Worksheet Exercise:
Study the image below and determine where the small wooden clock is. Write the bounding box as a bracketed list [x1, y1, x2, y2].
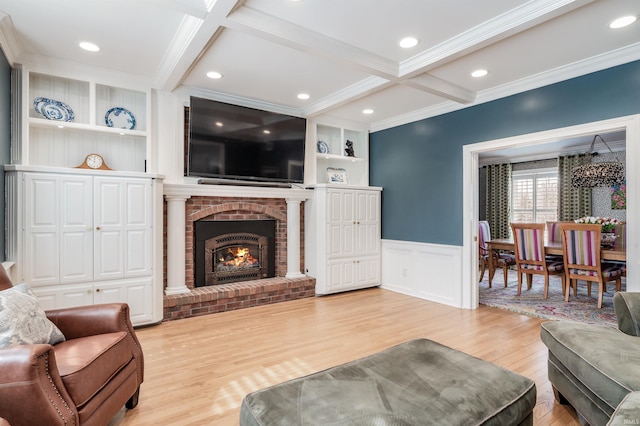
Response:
[76, 153, 111, 170]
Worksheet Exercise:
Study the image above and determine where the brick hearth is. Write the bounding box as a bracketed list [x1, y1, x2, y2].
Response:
[164, 276, 315, 320]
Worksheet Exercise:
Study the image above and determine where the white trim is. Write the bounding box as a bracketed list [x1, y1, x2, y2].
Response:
[381, 239, 462, 308]
[463, 115, 640, 309]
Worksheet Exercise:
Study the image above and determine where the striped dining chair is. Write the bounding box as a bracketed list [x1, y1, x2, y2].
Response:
[478, 220, 515, 288]
[546, 221, 564, 244]
[546, 221, 570, 262]
[560, 223, 624, 309]
[511, 223, 565, 299]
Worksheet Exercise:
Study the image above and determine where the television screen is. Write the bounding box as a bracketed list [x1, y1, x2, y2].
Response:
[188, 97, 306, 183]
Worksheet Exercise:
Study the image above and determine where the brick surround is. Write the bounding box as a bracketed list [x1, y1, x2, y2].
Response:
[163, 195, 314, 320]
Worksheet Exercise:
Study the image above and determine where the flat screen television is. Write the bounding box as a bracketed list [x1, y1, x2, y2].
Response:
[187, 97, 306, 184]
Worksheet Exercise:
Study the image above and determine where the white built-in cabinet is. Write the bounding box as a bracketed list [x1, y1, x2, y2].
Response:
[305, 185, 382, 294]
[6, 168, 161, 325]
[6, 67, 162, 326]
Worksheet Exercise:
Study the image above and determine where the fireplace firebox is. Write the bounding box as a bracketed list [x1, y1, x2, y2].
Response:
[194, 219, 276, 287]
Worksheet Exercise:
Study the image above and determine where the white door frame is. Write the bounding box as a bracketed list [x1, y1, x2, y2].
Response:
[461, 115, 640, 309]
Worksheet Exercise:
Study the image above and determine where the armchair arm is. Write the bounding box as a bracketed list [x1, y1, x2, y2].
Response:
[613, 293, 640, 336]
[46, 303, 133, 339]
[46, 303, 144, 385]
[0, 344, 78, 426]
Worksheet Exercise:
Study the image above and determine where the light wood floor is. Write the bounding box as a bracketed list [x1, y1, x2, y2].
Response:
[109, 288, 580, 426]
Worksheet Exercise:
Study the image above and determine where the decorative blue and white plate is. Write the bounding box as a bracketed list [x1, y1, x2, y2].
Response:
[105, 107, 136, 130]
[33, 97, 75, 122]
[317, 140, 329, 154]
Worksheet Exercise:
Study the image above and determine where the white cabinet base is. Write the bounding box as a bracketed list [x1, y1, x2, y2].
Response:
[306, 185, 382, 295]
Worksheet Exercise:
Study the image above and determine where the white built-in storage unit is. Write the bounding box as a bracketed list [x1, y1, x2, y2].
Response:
[6, 66, 163, 325]
[305, 185, 382, 294]
[304, 117, 381, 294]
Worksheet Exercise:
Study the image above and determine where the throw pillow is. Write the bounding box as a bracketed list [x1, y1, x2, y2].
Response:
[0, 283, 65, 347]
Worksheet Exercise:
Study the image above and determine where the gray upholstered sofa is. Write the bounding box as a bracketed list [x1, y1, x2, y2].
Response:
[541, 292, 640, 426]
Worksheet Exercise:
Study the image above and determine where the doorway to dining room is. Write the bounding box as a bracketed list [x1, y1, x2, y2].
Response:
[461, 115, 639, 311]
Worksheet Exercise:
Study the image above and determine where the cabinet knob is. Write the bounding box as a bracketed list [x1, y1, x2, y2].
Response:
[95, 288, 100, 292]
[96, 226, 101, 231]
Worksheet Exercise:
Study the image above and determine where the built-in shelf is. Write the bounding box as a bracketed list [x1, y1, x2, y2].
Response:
[18, 68, 151, 172]
[306, 119, 369, 186]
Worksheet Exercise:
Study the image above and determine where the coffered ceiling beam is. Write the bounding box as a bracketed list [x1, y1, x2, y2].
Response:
[156, 0, 241, 91]
[224, 6, 399, 79]
[403, 74, 476, 104]
[399, 0, 595, 78]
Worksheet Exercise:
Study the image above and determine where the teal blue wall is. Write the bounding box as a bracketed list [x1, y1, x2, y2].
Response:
[369, 60, 640, 246]
[0, 50, 10, 261]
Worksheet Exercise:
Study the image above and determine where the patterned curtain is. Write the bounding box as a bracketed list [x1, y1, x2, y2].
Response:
[557, 153, 591, 221]
[485, 163, 512, 239]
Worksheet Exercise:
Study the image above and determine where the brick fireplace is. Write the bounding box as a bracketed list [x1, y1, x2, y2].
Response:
[163, 184, 315, 320]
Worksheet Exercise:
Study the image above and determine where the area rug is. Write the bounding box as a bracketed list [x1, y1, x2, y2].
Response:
[479, 270, 624, 327]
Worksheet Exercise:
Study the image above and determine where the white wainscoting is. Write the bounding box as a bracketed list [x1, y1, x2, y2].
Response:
[380, 239, 463, 308]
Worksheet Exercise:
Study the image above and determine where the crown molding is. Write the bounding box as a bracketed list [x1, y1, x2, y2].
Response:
[371, 43, 640, 133]
[0, 12, 22, 66]
[177, 85, 304, 117]
[18, 54, 152, 90]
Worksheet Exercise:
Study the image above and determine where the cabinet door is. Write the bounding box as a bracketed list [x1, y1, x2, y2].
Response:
[124, 179, 152, 277]
[355, 256, 380, 287]
[94, 178, 125, 280]
[24, 174, 60, 285]
[326, 190, 356, 258]
[355, 190, 381, 256]
[95, 277, 153, 324]
[326, 259, 355, 292]
[32, 283, 94, 310]
[59, 176, 93, 283]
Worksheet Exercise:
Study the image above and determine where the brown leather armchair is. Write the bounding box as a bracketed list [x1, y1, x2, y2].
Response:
[0, 267, 144, 426]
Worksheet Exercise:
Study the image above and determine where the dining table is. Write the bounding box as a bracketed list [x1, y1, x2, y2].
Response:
[487, 237, 626, 273]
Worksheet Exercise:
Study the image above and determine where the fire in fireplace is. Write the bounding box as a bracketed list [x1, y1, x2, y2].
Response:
[195, 219, 276, 286]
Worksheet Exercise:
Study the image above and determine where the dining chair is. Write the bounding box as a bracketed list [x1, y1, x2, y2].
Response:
[613, 223, 627, 277]
[511, 223, 565, 299]
[560, 223, 624, 308]
[478, 220, 515, 288]
[546, 221, 564, 244]
[546, 221, 570, 262]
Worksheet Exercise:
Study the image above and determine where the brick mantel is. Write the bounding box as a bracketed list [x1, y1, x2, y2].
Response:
[163, 183, 313, 295]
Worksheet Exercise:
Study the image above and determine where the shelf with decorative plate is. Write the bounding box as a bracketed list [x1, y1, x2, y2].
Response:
[17, 66, 151, 172]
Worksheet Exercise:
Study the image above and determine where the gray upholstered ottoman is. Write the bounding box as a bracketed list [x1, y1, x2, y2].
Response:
[240, 338, 536, 425]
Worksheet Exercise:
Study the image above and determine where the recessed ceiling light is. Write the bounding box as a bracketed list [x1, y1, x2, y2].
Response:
[399, 37, 419, 48]
[263, 130, 271, 134]
[363, 109, 374, 115]
[215, 122, 223, 127]
[79, 41, 100, 52]
[297, 93, 310, 100]
[471, 69, 489, 78]
[610, 15, 637, 29]
[206, 71, 223, 79]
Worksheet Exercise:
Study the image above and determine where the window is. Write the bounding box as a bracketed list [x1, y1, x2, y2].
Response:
[511, 168, 558, 228]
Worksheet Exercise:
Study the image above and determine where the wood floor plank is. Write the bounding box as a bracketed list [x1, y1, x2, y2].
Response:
[109, 288, 581, 425]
